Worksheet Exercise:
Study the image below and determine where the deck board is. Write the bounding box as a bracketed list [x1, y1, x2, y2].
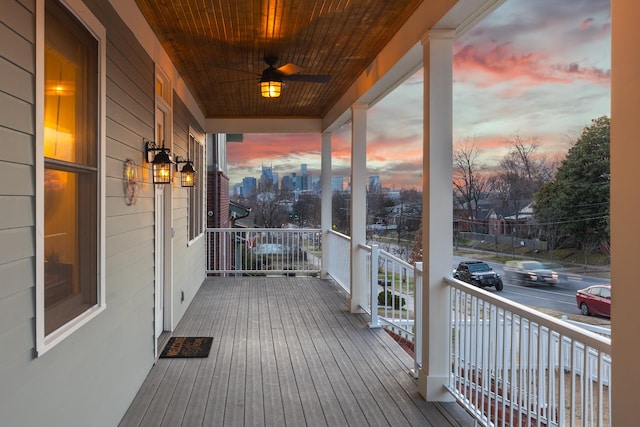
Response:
[120, 277, 474, 426]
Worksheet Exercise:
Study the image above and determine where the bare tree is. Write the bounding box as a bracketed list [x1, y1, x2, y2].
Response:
[396, 188, 420, 244]
[293, 194, 321, 227]
[490, 135, 552, 226]
[453, 138, 489, 230]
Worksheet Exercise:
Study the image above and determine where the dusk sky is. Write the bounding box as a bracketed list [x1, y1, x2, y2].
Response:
[227, 0, 611, 191]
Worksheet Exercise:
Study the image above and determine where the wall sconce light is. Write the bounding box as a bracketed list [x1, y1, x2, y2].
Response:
[175, 156, 196, 188]
[145, 140, 172, 184]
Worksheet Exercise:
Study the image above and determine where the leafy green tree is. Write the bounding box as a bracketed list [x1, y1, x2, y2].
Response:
[534, 182, 566, 259]
[533, 116, 610, 262]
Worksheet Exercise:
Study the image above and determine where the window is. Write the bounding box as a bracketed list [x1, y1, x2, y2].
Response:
[37, 0, 105, 352]
[188, 132, 205, 242]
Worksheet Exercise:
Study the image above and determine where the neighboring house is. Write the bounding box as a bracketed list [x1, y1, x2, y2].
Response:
[456, 199, 535, 237]
[502, 202, 538, 238]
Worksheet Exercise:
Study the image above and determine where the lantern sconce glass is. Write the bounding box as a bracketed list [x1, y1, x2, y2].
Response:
[175, 156, 196, 188]
[259, 76, 283, 98]
[145, 140, 172, 184]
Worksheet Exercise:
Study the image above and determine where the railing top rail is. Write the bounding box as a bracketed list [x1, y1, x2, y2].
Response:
[377, 247, 413, 270]
[357, 243, 372, 251]
[206, 227, 321, 232]
[445, 276, 611, 352]
[327, 229, 351, 241]
[355, 243, 414, 270]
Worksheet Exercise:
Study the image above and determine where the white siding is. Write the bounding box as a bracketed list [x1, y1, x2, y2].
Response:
[171, 95, 206, 325]
[0, 0, 203, 425]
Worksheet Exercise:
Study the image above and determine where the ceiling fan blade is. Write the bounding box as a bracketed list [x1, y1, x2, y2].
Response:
[219, 77, 257, 84]
[284, 74, 332, 83]
[216, 64, 261, 77]
[277, 62, 304, 76]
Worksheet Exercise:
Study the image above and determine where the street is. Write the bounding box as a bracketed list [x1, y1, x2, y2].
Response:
[453, 256, 611, 317]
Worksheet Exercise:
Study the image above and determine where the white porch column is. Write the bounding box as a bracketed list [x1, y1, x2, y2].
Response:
[611, 1, 640, 424]
[320, 131, 332, 279]
[417, 29, 455, 401]
[350, 104, 368, 313]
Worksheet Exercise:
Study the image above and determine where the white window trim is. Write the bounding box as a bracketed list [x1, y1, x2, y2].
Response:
[187, 126, 205, 246]
[35, 0, 107, 356]
[156, 67, 172, 108]
[155, 67, 173, 156]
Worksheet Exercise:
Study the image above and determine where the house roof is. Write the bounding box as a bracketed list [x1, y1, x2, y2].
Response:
[230, 200, 252, 219]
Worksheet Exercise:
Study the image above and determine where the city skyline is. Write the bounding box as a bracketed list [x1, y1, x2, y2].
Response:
[227, 0, 610, 190]
[232, 162, 351, 197]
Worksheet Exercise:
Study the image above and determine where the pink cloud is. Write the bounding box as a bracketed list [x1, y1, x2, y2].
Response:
[580, 18, 594, 30]
[367, 134, 421, 162]
[551, 62, 610, 84]
[454, 42, 609, 88]
[227, 133, 320, 166]
[454, 42, 567, 86]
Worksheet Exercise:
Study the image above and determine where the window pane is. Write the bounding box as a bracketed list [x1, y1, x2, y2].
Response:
[44, 169, 97, 334]
[188, 135, 205, 241]
[44, 0, 97, 167]
[44, 0, 99, 336]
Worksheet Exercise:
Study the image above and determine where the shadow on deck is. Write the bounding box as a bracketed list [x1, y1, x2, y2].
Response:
[120, 276, 473, 426]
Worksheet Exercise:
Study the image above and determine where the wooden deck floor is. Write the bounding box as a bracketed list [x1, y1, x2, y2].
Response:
[120, 276, 473, 426]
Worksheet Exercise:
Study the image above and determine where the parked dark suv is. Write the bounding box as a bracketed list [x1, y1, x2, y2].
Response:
[453, 260, 504, 291]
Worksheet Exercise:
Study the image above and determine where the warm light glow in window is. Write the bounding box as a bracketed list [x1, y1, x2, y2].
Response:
[44, 0, 99, 335]
[44, 51, 78, 163]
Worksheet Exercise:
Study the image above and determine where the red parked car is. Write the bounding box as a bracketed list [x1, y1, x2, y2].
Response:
[576, 284, 611, 317]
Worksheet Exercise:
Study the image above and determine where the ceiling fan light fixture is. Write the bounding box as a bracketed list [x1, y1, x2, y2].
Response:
[260, 78, 283, 98]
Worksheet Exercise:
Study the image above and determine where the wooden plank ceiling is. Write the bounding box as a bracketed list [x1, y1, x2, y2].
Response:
[135, 0, 423, 119]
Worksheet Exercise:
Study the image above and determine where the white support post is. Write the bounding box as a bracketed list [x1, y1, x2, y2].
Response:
[350, 103, 368, 313]
[611, 2, 640, 424]
[417, 29, 455, 402]
[370, 244, 380, 328]
[321, 132, 332, 279]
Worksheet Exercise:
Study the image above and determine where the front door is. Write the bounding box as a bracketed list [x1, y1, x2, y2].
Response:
[154, 186, 164, 338]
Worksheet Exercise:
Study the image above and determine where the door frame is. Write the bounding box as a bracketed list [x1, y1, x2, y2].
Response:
[154, 67, 174, 356]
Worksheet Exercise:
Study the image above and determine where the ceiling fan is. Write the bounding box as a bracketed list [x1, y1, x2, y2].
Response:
[258, 56, 331, 98]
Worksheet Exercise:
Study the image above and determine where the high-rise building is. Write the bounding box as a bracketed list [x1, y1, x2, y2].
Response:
[260, 164, 277, 191]
[231, 183, 243, 197]
[368, 175, 381, 193]
[242, 177, 257, 196]
[301, 173, 312, 191]
[331, 176, 344, 192]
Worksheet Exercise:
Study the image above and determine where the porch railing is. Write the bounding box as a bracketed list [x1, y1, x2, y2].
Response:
[206, 228, 321, 275]
[324, 230, 351, 292]
[206, 227, 611, 426]
[358, 243, 423, 377]
[446, 276, 612, 427]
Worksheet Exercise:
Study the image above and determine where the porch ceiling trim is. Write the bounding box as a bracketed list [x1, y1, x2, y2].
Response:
[205, 118, 323, 134]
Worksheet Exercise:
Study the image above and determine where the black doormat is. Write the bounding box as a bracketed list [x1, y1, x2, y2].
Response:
[160, 337, 213, 358]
